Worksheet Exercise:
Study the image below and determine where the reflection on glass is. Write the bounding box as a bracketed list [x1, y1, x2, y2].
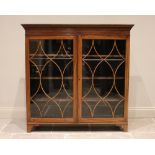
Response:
[29, 39, 73, 118]
[82, 39, 126, 118]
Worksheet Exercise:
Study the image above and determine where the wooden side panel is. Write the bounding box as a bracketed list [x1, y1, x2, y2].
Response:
[124, 37, 130, 122]
[25, 37, 31, 123]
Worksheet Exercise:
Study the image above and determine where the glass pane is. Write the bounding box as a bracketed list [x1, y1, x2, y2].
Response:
[82, 39, 126, 118]
[29, 39, 74, 118]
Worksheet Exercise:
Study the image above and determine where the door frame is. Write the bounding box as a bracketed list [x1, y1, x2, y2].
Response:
[77, 35, 130, 123]
[26, 35, 78, 124]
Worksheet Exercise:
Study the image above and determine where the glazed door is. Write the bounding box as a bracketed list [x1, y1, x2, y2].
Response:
[78, 36, 127, 122]
[28, 36, 77, 123]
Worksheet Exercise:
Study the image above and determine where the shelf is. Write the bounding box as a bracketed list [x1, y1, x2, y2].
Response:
[29, 54, 124, 60]
[30, 76, 124, 80]
[82, 77, 124, 80]
[82, 94, 124, 102]
[30, 77, 73, 80]
[82, 55, 125, 58]
[29, 55, 124, 57]
[30, 58, 123, 61]
[83, 58, 124, 61]
[32, 98, 72, 102]
[29, 53, 73, 58]
[31, 96, 123, 102]
[30, 57, 72, 60]
[82, 98, 123, 102]
[30, 53, 73, 56]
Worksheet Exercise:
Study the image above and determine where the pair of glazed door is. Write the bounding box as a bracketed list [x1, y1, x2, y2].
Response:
[29, 35, 126, 123]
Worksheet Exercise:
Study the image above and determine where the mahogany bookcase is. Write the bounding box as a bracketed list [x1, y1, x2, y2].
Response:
[22, 24, 133, 132]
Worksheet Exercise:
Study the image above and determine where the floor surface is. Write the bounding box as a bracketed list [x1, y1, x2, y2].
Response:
[0, 118, 155, 139]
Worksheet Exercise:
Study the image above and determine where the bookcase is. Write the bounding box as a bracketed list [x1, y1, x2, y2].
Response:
[22, 24, 133, 132]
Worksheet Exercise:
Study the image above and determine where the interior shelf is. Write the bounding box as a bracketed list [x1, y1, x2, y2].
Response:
[82, 55, 125, 58]
[83, 58, 124, 61]
[31, 95, 123, 102]
[30, 54, 124, 57]
[30, 77, 73, 79]
[29, 54, 124, 60]
[30, 76, 124, 80]
[30, 57, 72, 60]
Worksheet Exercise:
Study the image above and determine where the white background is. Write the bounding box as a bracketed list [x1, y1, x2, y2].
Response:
[0, 0, 155, 154]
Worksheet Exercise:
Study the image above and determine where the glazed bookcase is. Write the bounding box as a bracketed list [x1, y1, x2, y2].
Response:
[22, 24, 133, 132]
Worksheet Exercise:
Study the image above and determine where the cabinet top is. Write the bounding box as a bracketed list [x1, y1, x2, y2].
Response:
[22, 24, 134, 30]
[22, 24, 134, 36]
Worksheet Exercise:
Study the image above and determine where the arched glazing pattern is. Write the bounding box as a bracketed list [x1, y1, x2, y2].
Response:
[29, 39, 74, 118]
[82, 39, 126, 118]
